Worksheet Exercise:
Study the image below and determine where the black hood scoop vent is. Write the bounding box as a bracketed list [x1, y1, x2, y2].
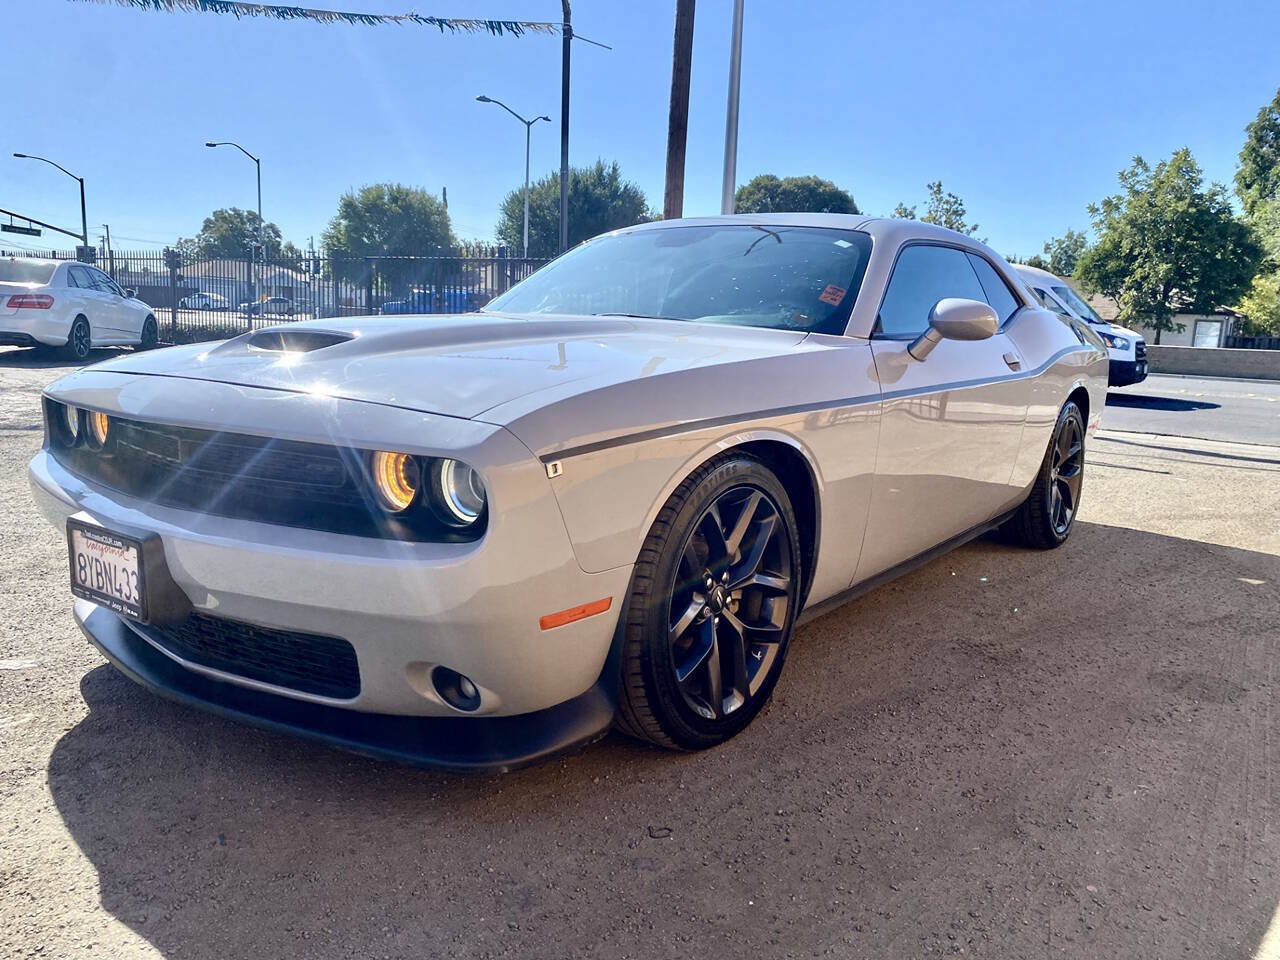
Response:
[246, 329, 353, 353]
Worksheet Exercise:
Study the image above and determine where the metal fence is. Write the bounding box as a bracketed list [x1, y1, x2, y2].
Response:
[0, 244, 549, 344]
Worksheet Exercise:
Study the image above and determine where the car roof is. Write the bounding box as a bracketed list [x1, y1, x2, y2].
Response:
[1012, 263, 1067, 285]
[614, 213, 1008, 263]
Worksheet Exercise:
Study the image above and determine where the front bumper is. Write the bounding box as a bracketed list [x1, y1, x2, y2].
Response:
[1108, 357, 1149, 386]
[75, 599, 617, 771]
[31, 445, 632, 719]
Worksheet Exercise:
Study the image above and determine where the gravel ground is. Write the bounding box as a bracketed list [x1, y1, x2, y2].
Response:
[2, 348, 1280, 959]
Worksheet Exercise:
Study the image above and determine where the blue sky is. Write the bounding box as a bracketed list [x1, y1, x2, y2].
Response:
[2, 0, 1278, 258]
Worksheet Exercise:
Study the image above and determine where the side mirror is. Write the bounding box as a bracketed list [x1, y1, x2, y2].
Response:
[908, 298, 998, 360]
[124, 288, 136, 298]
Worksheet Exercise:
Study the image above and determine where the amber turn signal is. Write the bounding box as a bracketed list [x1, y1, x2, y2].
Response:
[538, 597, 612, 631]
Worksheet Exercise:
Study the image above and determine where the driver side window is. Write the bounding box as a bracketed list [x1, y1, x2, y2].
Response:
[877, 245, 986, 338]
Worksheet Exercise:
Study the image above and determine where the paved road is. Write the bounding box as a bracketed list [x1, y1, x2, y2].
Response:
[3, 354, 1280, 958]
[1105, 373, 1280, 446]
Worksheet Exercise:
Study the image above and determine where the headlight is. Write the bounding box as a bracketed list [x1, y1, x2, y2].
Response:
[59, 403, 81, 444]
[1099, 332, 1130, 350]
[87, 410, 110, 448]
[370, 450, 421, 512]
[430, 458, 487, 526]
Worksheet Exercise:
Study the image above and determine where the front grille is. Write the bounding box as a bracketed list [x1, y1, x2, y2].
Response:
[45, 405, 481, 542]
[132, 613, 360, 699]
[1135, 340, 1147, 360]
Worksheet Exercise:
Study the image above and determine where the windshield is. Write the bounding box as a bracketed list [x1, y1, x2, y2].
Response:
[484, 224, 873, 336]
[0, 260, 56, 284]
[1051, 283, 1103, 324]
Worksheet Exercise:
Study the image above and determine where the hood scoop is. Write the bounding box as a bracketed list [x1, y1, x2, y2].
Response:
[245, 329, 353, 353]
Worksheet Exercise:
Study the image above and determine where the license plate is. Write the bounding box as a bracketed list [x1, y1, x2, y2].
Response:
[67, 520, 147, 621]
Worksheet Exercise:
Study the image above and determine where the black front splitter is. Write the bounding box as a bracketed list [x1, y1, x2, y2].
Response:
[75, 603, 616, 773]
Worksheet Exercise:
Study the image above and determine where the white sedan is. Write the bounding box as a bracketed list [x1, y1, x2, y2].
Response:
[178, 292, 229, 311]
[0, 257, 158, 359]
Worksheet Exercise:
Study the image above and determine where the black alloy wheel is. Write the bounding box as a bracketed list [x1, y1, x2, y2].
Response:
[668, 486, 793, 720]
[66, 317, 91, 361]
[138, 317, 158, 351]
[1048, 413, 1084, 535]
[1002, 399, 1086, 549]
[616, 453, 802, 750]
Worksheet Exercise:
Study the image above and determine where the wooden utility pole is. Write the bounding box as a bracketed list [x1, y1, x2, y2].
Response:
[663, 0, 696, 220]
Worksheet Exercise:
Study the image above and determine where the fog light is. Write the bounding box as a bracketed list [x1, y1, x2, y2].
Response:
[432, 666, 482, 712]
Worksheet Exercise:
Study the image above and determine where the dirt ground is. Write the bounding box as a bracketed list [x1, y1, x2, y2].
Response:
[2, 351, 1279, 959]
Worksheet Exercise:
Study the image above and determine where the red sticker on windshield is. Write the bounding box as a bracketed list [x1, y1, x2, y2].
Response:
[819, 284, 846, 305]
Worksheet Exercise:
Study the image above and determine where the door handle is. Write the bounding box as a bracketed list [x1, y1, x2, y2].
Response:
[1003, 352, 1022, 371]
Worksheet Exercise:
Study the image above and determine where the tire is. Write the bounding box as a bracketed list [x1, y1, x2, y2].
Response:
[1002, 400, 1086, 549]
[615, 452, 803, 750]
[64, 316, 92, 362]
[136, 316, 158, 351]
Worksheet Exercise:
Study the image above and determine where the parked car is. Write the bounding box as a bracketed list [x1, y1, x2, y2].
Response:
[240, 296, 295, 318]
[1013, 264, 1147, 386]
[30, 215, 1107, 769]
[1, 257, 158, 359]
[178, 292, 229, 311]
[380, 287, 486, 315]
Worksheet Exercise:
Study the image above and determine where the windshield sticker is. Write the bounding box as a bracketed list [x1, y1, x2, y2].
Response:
[819, 284, 847, 306]
[832, 239, 853, 248]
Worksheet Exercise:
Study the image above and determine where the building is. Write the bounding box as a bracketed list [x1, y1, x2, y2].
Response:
[1082, 289, 1243, 347]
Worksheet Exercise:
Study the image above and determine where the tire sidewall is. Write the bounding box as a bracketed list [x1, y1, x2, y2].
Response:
[635, 456, 802, 748]
[139, 316, 158, 350]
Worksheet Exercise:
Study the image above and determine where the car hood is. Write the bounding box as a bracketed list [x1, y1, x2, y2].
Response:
[88, 312, 810, 420]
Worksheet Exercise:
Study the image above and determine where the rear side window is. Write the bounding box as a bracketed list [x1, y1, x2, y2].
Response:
[966, 253, 1020, 323]
[877, 245, 986, 337]
[0, 259, 56, 284]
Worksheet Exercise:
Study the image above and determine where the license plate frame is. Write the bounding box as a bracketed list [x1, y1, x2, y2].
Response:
[67, 519, 149, 622]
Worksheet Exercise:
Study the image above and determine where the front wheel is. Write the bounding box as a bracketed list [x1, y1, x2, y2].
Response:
[615, 453, 802, 750]
[1002, 400, 1086, 549]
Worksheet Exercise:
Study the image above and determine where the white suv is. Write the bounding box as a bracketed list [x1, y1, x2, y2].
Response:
[0, 257, 158, 360]
[1014, 264, 1148, 387]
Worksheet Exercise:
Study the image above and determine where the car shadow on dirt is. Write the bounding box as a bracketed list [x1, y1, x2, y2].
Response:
[45, 521, 1280, 958]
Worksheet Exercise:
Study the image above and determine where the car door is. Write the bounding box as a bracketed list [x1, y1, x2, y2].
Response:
[66, 265, 113, 344]
[853, 243, 1030, 584]
[89, 267, 142, 341]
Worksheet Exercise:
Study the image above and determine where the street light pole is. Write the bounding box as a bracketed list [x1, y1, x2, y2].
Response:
[720, 0, 745, 215]
[12, 152, 88, 255]
[476, 96, 551, 260]
[206, 141, 263, 315]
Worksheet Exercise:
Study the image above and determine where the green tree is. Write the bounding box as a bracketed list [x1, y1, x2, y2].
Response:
[891, 181, 980, 236]
[322, 183, 454, 286]
[1236, 87, 1280, 217]
[1008, 253, 1050, 271]
[177, 207, 286, 261]
[496, 160, 651, 258]
[1235, 195, 1280, 334]
[733, 174, 858, 215]
[1076, 149, 1261, 343]
[1043, 229, 1089, 276]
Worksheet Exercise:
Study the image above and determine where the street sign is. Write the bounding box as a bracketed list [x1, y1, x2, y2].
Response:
[1, 223, 40, 237]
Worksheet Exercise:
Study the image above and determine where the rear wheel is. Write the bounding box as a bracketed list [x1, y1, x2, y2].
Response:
[64, 316, 91, 362]
[136, 316, 158, 351]
[616, 453, 801, 750]
[1002, 400, 1085, 549]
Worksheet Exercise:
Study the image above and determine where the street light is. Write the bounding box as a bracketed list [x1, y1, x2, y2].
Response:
[205, 140, 263, 313]
[476, 96, 551, 260]
[13, 152, 88, 254]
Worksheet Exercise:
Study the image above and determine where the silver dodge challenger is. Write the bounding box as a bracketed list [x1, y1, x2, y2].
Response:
[29, 215, 1108, 769]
